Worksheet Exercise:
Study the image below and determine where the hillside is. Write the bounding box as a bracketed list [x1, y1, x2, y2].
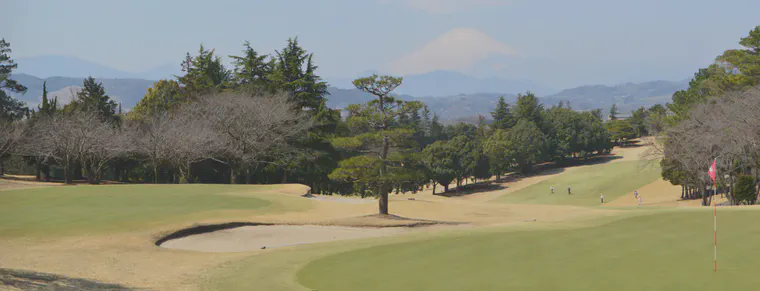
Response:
[544, 80, 689, 113]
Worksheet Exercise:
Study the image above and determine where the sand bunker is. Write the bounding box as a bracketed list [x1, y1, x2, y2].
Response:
[159, 225, 407, 252]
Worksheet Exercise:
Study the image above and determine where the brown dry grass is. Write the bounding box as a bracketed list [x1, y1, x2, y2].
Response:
[0, 139, 708, 290]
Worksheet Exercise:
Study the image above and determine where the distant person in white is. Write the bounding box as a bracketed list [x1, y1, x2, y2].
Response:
[638, 196, 643, 207]
[550, 185, 554, 194]
[600, 194, 604, 204]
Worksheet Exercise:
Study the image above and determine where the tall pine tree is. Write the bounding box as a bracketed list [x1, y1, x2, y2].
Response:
[491, 96, 514, 130]
[37, 81, 58, 117]
[269, 38, 328, 112]
[178, 44, 231, 96]
[66, 76, 118, 122]
[0, 39, 28, 122]
[229, 41, 271, 90]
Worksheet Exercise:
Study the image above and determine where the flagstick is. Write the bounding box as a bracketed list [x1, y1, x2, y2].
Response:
[714, 182, 717, 272]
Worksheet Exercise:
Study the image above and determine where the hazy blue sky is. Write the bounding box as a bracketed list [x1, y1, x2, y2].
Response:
[3, 0, 759, 88]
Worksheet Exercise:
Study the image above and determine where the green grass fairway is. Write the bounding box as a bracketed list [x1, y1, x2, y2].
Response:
[497, 160, 661, 206]
[0, 184, 274, 237]
[298, 210, 760, 291]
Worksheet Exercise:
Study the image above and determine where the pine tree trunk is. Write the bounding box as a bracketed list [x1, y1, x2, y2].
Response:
[153, 166, 159, 184]
[444, 184, 449, 192]
[378, 135, 390, 214]
[432, 182, 437, 195]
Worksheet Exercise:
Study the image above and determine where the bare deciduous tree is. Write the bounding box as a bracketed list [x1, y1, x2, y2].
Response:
[0, 121, 26, 175]
[130, 113, 180, 183]
[191, 92, 311, 183]
[660, 86, 760, 205]
[22, 111, 127, 184]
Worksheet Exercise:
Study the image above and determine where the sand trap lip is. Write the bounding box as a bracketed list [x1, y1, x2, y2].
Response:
[158, 224, 407, 253]
[302, 193, 377, 204]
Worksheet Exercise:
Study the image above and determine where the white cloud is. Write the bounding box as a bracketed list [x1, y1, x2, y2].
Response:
[380, 0, 510, 14]
[387, 28, 517, 76]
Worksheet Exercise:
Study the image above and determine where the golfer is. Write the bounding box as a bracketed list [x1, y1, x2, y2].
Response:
[600, 194, 604, 204]
[638, 196, 643, 207]
[634, 190, 638, 199]
[550, 185, 555, 194]
[568, 186, 572, 195]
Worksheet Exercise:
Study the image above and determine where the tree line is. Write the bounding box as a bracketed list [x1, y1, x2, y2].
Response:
[2, 36, 648, 214]
[657, 25, 760, 206]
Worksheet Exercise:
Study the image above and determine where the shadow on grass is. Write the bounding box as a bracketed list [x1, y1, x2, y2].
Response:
[0, 268, 137, 291]
[436, 182, 507, 197]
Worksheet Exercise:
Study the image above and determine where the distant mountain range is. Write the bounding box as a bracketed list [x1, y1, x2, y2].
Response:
[543, 80, 689, 114]
[9, 74, 155, 109]
[19, 55, 552, 98]
[8, 72, 686, 120]
[9, 54, 688, 122]
[328, 70, 555, 97]
[14, 55, 180, 80]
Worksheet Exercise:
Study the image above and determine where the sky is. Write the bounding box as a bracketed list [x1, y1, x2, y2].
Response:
[3, 0, 760, 89]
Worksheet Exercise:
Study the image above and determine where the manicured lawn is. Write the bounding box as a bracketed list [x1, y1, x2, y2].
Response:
[497, 160, 661, 206]
[297, 210, 760, 291]
[0, 184, 273, 237]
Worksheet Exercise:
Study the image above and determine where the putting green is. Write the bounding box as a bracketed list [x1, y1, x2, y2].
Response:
[497, 160, 661, 206]
[0, 184, 276, 237]
[297, 209, 760, 291]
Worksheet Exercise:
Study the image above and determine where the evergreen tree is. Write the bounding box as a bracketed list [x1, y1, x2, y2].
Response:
[329, 74, 415, 214]
[483, 129, 512, 178]
[422, 140, 457, 193]
[178, 44, 231, 96]
[37, 81, 58, 117]
[514, 91, 543, 125]
[229, 41, 271, 90]
[609, 104, 619, 120]
[66, 76, 118, 122]
[430, 113, 444, 141]
[269, 38, 328, 112]
[506, 120, 546, 173]
[491, 96, 514, 129]
[628, 107, 648, 137]
[420, 105, 432, 138]
[129, 79, 184, 120]
[0, 39, 28, 122]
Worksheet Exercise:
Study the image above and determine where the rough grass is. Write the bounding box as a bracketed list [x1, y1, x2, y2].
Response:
[297, 209, 760, 291]
[497, 160, 661, 206]
[0, 184, 273, 237]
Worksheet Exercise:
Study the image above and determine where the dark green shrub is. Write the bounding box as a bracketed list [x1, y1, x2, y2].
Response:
[734, 175, 757, 205]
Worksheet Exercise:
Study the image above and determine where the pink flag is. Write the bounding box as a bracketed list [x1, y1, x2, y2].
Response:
[708, 159, 717, 184]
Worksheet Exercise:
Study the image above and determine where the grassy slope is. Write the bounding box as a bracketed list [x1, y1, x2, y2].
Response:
[0, 184, 280, 237]
[297, 209, 760, 291]
[497, 160, 661, 206]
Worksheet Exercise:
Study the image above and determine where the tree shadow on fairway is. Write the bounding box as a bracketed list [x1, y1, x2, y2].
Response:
[0, 268, 137, 291]
[437, 182, 507, 197]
